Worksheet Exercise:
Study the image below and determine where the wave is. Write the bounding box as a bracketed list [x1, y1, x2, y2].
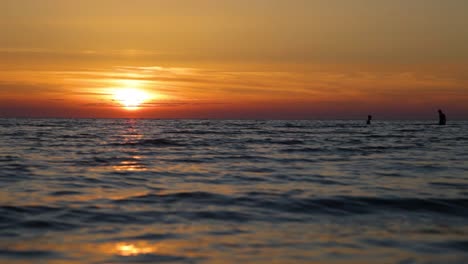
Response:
[243, 138, 305, 145]
[49, 191, 83, 196]
[281, 147, 324, 153]
[112, 138, 183, 147]
[0, 249, 62, 259]
[429, 182, 468, 189]
[1, 195, 466, 240]
[111, 192, 468, 217]
[101, 233, 179, 242]
[107, 254, 194, 264]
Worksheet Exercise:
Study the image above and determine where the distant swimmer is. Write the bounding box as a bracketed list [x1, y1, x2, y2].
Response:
[366, 115, 372, 125]
[438, 109, 446, 125]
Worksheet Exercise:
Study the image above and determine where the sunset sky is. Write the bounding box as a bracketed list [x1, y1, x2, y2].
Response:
[1, 0, 467, 119]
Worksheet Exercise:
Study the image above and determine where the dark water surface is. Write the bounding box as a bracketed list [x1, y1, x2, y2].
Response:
[0, 119, 467, 263]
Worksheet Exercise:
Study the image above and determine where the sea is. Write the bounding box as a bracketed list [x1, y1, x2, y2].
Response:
[0, 118, 467, 264]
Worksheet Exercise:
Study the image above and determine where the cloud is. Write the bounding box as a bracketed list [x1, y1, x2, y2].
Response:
[0, 82, 66, 95]
[0, 48, 168, 57]
[1, 64, 467, 113]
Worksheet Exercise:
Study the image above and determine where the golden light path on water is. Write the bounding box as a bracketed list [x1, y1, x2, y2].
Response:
[115, 243, 155, 256]
[112, 156, 148, 172]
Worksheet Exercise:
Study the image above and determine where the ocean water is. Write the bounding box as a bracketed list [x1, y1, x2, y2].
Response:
[0, 118, 467, 264]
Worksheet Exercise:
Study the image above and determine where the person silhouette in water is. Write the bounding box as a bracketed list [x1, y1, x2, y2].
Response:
[366, 115, 372, 125]
[438, 109, 446, 125]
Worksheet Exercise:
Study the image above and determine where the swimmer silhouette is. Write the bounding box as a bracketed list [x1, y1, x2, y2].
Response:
[438, 109, 446, 125]
[366, 115, 372, 125]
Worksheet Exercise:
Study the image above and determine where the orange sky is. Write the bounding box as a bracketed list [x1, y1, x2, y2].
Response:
[1, 0, 467, 119]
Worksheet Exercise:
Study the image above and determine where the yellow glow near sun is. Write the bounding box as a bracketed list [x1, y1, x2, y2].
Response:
[113, 88, 150, 110]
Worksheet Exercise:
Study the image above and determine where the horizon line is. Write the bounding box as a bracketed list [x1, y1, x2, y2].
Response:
[1, 117, 467, 122]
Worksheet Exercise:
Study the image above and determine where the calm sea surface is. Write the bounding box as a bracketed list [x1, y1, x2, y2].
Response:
[0, 119, 467, 264]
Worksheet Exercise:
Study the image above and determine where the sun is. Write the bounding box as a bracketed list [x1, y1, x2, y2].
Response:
[113, 88, 150, 110]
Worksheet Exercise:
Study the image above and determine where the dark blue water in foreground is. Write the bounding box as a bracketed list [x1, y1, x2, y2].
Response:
[0, 119, 467, 264]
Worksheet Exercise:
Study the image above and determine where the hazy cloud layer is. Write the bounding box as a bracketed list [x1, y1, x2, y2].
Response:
[1, 64, 467, 118]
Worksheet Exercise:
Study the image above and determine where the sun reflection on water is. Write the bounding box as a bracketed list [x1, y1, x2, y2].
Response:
[112, 156, 148, 172]
[116, 243, 154, 256]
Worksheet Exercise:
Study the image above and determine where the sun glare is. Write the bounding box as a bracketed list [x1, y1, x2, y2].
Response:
[113, 88, 150, 110]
